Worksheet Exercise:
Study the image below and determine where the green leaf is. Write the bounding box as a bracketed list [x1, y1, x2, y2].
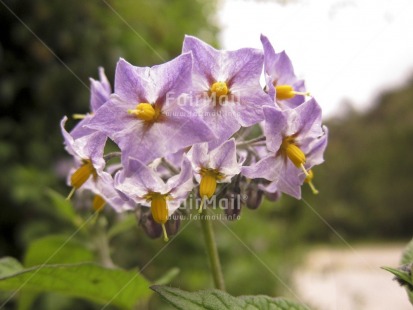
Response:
[151, 285, 311, 310]
[402, 238, 413, 265]
[0, 257, 23, 277]
[24, 235, 94, 267]
[45, 189, 80, 226]
[0, 262, 151, 309]
[381, 266, 412, 285]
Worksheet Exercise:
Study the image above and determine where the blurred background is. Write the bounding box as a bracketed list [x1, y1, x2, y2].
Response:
[1, 0, 413, 309]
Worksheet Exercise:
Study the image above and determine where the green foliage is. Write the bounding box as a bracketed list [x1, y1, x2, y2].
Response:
[0, 259, 152, 309]
[23, 235, 93, 267]
[383, 238, 413, 305]
[152, 285, 310, 310]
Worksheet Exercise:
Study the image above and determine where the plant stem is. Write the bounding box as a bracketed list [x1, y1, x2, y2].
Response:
[200, 209, 226, 291]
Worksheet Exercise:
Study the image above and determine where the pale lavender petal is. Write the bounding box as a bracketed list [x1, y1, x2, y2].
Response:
[165, 148, 186, 168]
[115, 158, 166, 201]
[263, 106, 286, 153]
[295, 98, 323, 136]
[90, 67, 111, 112]
[260, 34, 278, 80]
[209, 139, 240, 177]
[305, 126, 328, 167]
[61, 116, 106, 172]
[69, 116, 97, 140]
[241, 155, 280, 181]
[187, 142, 209, 170]
[224, 47, 263, 87]
[61, 116, 76, 156]
[228, 89, 272, 127]
[183, 35, 218, 84]
[166, 157, 194, 199]
[151, 52, 193, 102]
[277, 162, 304, 199]
[114, 58, 149, 103]
[93, 172, 135, 212]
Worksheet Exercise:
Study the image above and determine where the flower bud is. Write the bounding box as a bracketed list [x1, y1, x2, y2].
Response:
[245, 187, 264, 210]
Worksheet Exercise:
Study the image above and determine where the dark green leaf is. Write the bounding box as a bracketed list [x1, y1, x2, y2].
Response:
[382, 266, 412, 285]
[0, 262, 151, 309]
[45, 189, 80, 226]
[151, 285, 310, 310]
[24, 234, 94, 267]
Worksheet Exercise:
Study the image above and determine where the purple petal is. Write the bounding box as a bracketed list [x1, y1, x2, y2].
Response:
[115, 158, 167, 201]
[187, 142, 209, 170]
[224, 47, 264, 87]
[305, 125, 328, 167]
[151, 52, 193, 102]
[209, 139, 240, 178]
[114, 58, 149, 103]
[90, 67, 111, 112]
[166, 157, 194, 200]
[241, 155, 280, 181]
[229, 90, 272, 127]
[93, 172, 135, 212]
[276, 162, 304, 199]
[263, 106, 286, 153]
[183, 35, 219, 84]
[293, 98, 323, 142]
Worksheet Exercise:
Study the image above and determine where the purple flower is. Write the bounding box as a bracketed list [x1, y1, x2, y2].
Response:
[187, 139, 241, 211]
[261, 34, 309, 109]
[61, 116, 107, 198]
[70, 67, 112, 140]
[61, 68, 112, 199]
[115, 157, 194, 241]
[242, 98, 327, 199]
[183, 35, 273, 148]
[84, 171, 135, 213]
[86, 53, 216, 166]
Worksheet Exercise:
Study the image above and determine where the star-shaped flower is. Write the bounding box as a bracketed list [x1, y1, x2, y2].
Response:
[261, 34, 309, 109]
[70, 67, 112, 139]
[86, 53, 216, 167]
[183, 36, 273, 148]
[242, 98, 328, 199]
[187, 138, 242, 211]
[61, 116, 107, 198]
[114, 157, 194, 241]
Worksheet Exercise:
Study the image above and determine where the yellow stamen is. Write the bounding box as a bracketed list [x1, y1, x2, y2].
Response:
[280, 136, 306, 168]
[92, 195, 106, 212]
[305, 170, 319, 195]
[210, 81, 229, 100]
[150, 193, 169, 242]
[275, 85, 310, 100]
[128, 103, 157, 121]
[71, 160, 95, 189]
[200, 173, 217, 199]
[72, 114, 87, 120]
[198, 168, 224, 213]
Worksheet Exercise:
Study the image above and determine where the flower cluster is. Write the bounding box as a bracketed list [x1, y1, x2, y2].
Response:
[61, 35, 328, 241]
